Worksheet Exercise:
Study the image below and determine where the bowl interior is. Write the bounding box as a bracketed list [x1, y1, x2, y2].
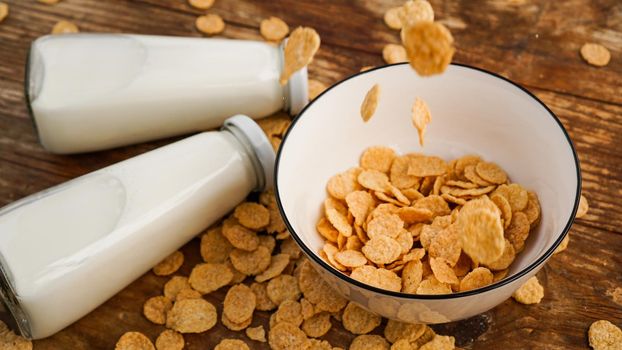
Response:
[276, 63, 579, 294]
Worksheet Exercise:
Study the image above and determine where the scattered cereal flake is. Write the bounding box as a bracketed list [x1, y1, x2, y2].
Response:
[143, 296, 172, 325]
[261, 190, 288, 234]
[230, 246, 272, 275]
[195, 14, 225, 35]
[383, 44, 408, 64]
[416, 276, 452, 295]
[491, 194, 512, 229]
[188, 263, 233, 294]
[361, 84, 381, 122]
[267, 274, 301, 306]
[280, 237, 303, 260]
[342, 302, 382, 335]
[166, 298, 217, 333]
[0, 320, 32, 350]
[259, 235, 276, 253]
[269, 322, 311, 350]
[257, 113, 291, 138]
[588, 320, 622, 350]
[299, 260, 348, 312]
[0, 3, 8, 23]
[360, 65, 375, 72]
[460, 267, 493, 291]
[407, 156, 447, 177]
[362, 235, 402, 265]
[226, 258, 247, 284]
[384, 319, 426, 343]
[280, 26, 321, 85]
[411, 326, 436, 348]
[429, 257, 459, 284]
[390, 339, 411, 350]
[485, 239, 515, 271]
[309, 79, 327, 100]
[554, 235, 570, 255]
[256, 253, 291, 282]
[188, 0, 214, 10]
[399, 0, 434, 28]
[475, 161, 507, 184]
[224, 284, 256, 324]
[155, 330, 184, 350]
[175, 288, 202, 301]
[222, 312, 253, 331]
[581, 43, 611, 67]
[512, 276, 544, 304]
[458, 201, 505, 265]
[333, 250, 366, 268]
[505, 212, 530, 253]
[402, 21, 454, 76]
[302, 312, 332, 338]
[401, 259, 423, 293]
[52, 20, 79, 34]
[251, 282, 277, 311]
[164, 276, 191, 301]
[493, 184, 528, 212]
[246, 325, 267, 342]
[361, 146, 397, 173]
[301, 298, 316, 320]
[309, 339, 334, 350]
[384, 6, 404, 30]
[411, 98, 432, 147]
[222, 217, 260, 251]
[577, 194, 589, 218]
[214, 339, 250, 350]
[398, 206, 433, 224]
[115, 332, 154, 350]
[153, 251, 184, 276]
[201, 226, 234, 263]
[260, 16, 289, 42]
[419, 335, 455, 350]
[359, 169, 391, 192]
[367, 213, 404, 239]
[350, 335, 390, 350]
[234, 202, 270, 230]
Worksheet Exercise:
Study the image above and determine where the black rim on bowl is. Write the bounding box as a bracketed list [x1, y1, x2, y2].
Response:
[274, 62, 582, 300]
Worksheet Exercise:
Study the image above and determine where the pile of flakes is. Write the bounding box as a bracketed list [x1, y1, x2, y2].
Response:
[317, 146, 541, 295]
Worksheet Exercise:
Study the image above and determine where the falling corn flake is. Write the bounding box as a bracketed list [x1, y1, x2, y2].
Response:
[152, 251, 184, 276]
[360, 84, 381, 122]
[384, 6, 404, 30]
[588, 320, 622, 350]
[342, 302, 382, 335]
[577, 194, 589, 218]
[512, 276, 544, 304]
[155, 329, 184, 350]
[399, 0, 435, 28]
[260, 16, 289, 42]
[0, 3, 8, 23]
[580, 43, 611, 67]
[188, 0, 214, 10]
[166, 298, 217, 333]
[411, 97, 432, 146]
[382, 43, 407, 64]
[349, 335, 390, 350]
[214, 339, 250, 350]
[195, 14, 225, 35]
[402, 21, 454, 76]
[280, 26, 321, 85]
[143, 296, 173, 325]
[115, 332, 154, 350]
[458, 199, 505, 265]
[52, 20, 79, 34]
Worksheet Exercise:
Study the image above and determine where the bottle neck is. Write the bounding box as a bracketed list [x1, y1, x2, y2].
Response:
[222, 115, 275, 192]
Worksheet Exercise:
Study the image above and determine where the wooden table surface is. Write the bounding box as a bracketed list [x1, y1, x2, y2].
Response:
[1, 0, 621, 349]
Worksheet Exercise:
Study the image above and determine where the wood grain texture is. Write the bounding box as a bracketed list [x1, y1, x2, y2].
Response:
[0, 0, 620, 349]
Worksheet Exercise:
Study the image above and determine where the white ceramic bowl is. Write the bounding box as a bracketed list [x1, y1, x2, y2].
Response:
[275, 63, 581, 323]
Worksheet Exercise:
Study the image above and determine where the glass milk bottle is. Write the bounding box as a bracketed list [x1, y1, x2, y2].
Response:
[0, 115, 274, 339]
[25, 34, 308, 154]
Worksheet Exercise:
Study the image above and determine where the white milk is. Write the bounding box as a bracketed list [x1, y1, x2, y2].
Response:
[0, 115, 274, 339]
[26, 34, 308, 154]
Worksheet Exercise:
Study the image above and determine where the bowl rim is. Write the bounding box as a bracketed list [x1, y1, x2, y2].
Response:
[274, 62, 582, 300]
